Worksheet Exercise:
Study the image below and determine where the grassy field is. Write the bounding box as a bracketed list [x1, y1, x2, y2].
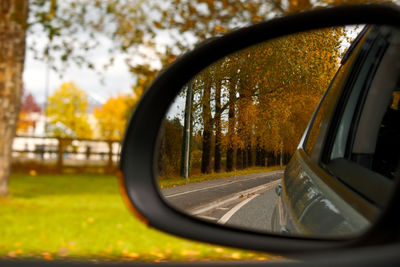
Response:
[0, 174, 280, 262]
[159, 166, 284, 188]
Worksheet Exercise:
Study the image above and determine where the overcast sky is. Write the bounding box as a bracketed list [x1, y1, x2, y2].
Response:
[23, 33, 138, 107]
[22, 26, 193, 109]
[23, 22, 360, 112]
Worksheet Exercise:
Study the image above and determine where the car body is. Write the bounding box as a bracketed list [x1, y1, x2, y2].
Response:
[272, 25, 400, 237]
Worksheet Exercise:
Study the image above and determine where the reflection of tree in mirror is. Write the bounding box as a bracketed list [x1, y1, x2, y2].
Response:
[159, 27, 346, 179]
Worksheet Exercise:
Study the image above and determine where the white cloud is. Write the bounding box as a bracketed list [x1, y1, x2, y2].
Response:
[23, 35, 134, 105]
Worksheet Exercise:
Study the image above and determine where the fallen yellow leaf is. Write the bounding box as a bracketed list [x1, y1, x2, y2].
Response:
[214, 247, 224, 253]
[7, 251, 16, 258]
[230, 252, 241, 259]
[127, 252, 139, 259]
[42, 252, 53, 260]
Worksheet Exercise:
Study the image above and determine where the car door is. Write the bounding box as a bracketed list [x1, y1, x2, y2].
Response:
[272, 25, 400, 237]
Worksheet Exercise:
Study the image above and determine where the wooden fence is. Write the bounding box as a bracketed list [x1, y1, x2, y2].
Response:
[12, 135, 121, 174]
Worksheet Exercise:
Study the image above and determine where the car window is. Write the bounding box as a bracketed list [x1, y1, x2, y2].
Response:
[304, 29, 367, 162]
[329, 35, 387, 161]
[327, 27, 400, 180]
[319, 27, 400, 206]
[304, 66, 345, 158]
[372, 88, 400, 179]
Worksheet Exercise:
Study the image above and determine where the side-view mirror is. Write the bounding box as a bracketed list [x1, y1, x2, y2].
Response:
[120, 5, 400, 255]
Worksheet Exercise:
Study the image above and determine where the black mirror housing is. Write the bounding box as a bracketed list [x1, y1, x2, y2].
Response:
[120, 4, 400, 254]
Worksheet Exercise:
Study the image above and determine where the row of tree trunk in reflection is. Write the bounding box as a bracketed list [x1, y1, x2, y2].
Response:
[158, 27, 346, 177]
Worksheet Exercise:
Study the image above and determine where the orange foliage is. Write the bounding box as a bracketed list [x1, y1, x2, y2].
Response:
[94, 94, 137, 140]
[16, 111, 35, 134]
[192, 27, 344, 157]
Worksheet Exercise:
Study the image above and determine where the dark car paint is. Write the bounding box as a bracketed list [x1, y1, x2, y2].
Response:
[272, 26, 397, 237]
[273, 150, 370, 236]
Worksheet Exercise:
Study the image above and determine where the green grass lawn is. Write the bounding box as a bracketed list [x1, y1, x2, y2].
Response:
[159, 166, 284, 188]
[0, 174, 280, 262]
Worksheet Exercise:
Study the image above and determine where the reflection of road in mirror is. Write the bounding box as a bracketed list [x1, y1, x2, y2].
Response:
[157, 26, 365, 236]
[161, 170, 282, 232]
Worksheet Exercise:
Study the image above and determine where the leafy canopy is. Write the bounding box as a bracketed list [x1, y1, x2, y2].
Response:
[94, 94, 137, 140]
[46, 81, 92, 138]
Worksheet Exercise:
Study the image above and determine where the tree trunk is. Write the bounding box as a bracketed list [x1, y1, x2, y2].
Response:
[267, 151, 274, 166]
[214, 81, 222, 173]
[57, 138, 64, 173]
[157, 129, 166, 177]
[260, 148, 266, 166]
[236, 148, 243, 170]
[242, 147, 248, 169]
[0, 1, 29, 197]
[236, 88, 245, 170]
[108, 141, 113, 171]
[247, 141, 253, 167]
[226, 147, 234, 172]
[226, 80, 236, 172]
[180, 84, 193, 178]
[255, 143, 261, 166]
[256, 141, 265, 166]
[201, 83, 212, 174]
[201, 129, 212, 174]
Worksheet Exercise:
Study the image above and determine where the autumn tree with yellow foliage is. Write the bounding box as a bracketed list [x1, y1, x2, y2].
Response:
[46, 82, 93, 139]
[228, 28, 342, 169]
[173, 27, 345, 176]
[94, 94, 137, 140]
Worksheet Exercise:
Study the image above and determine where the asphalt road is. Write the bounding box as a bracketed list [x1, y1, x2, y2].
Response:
[161, 170, 283, 233]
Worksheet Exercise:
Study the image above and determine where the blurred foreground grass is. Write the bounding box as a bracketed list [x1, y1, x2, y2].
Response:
[0, 174, 280, 262]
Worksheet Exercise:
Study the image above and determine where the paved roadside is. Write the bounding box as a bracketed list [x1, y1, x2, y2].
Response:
[161, 170, 283, 214]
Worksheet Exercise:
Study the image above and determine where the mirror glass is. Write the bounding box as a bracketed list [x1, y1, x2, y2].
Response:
[156, 25, 400, 238]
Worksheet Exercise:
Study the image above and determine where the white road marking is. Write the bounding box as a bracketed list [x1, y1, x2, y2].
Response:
[190, 179, 281, 215]
[163, 171, 282, 198]
[217, 207, 229, 210]
[197, 215, 218, 221]
[217, 194, 260, 224]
